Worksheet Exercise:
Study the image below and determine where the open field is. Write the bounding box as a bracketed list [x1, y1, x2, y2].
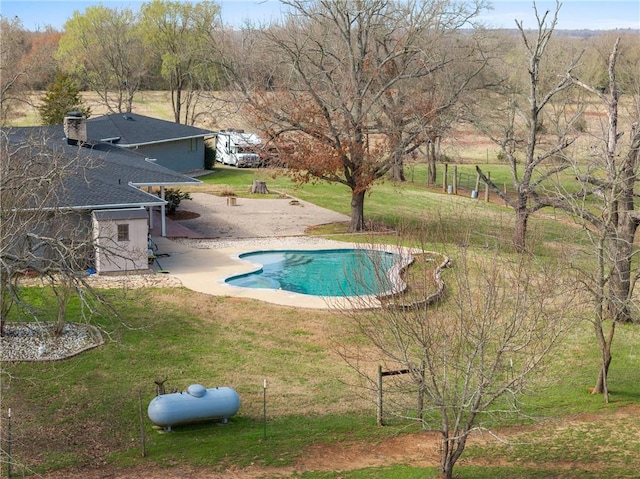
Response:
[3, 92, 640, 478]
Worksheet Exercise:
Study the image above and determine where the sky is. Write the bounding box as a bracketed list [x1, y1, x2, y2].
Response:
[1, 0, 639, 31]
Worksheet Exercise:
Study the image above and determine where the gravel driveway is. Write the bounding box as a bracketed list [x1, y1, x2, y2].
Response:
[173, 192, 351, 239]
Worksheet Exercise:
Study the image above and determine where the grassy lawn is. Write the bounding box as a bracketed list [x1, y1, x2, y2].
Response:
[2, 163, 640, 478]
[192, 163, 585, 257]
[3, 287, 639, 477]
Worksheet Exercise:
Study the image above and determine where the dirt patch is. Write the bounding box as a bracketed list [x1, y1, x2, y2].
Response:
[38, 405, 640, 478]
[34, 432, 442, 479]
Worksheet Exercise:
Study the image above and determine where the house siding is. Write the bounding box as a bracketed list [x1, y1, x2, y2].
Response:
[92, 209, 149, 273]
[5, 210, 94, 272]
[129, 138, 205, 173]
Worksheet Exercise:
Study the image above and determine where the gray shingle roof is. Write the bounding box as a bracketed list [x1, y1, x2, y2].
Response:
[86, 112, 215, 146]
[3, 126, 201, 211]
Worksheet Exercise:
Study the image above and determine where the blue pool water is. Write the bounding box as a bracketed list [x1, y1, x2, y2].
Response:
[225, 249, 400, 297]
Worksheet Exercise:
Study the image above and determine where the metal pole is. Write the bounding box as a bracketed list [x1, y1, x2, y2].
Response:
[417, 362, 425, 424]
[263, 379, 267, 441]
[377, 365, 383, 427]
[7, 408, 12, 478]
[138, 390, 146, 457]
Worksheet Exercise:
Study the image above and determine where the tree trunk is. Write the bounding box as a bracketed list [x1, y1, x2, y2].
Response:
[592, 321, 615, 402]
[250, 180, 269, 194]
[427, 140, 437, 185]
[513, 208, 529, 254]
[53, 278, 74, 336]
[55, 294, 68, 336]
[390, 151, 405, 182]
[441, 439, 455, 479]
[607, 136, 640, 322]
[442, 458, 455, 479]
[608, 235, 633, 322]
[172, 88, 181, 124]
[349, 190, 366, 232]
[0, 272, 14, 337]
[440, 434, 467, 479]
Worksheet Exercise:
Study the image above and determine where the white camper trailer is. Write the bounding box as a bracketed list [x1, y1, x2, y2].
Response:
[215, 129, 261, 167]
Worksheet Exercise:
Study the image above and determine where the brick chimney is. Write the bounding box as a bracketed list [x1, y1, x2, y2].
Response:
[63, 111, 87, 145]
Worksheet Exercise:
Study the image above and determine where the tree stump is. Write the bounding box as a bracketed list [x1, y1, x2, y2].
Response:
[250, 180, 269, 194]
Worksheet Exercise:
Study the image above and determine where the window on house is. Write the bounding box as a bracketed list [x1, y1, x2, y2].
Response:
[117, 224, 129, 242]
[190, 137, 198, 152]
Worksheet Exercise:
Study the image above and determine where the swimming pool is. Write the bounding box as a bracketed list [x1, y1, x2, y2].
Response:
[225, 248, 408, 297]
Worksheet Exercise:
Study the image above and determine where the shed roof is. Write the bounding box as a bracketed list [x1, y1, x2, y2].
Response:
[93, 208, 149, 221]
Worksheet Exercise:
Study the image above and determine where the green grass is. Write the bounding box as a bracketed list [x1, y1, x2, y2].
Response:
[197, 164, 588, 257]
[297, 465, 640, 479]
[4, 285, 640, 477]
[119, 414, 386, 470]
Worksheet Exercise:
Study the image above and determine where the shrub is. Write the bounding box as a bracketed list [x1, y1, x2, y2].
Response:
[163, 188, 192, 215]
[219, 186, 236, 197]
[204, 143, 216, 170]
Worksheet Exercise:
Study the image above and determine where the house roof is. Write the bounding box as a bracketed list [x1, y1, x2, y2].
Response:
[2, 126, 201, 211]
[86, 112, 215, 147]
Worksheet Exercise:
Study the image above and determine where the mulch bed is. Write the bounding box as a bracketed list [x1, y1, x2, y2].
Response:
[167, 210, 200, 221]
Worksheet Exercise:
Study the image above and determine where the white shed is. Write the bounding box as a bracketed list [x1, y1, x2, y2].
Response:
[92, 208, 149, 273]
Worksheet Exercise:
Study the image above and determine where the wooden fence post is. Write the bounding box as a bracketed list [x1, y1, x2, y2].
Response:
[453, 165, 458, 195]
[377, 365, 384, 427]
[485, 172, 491, 202]
[417, 362, 425, 423]
[442, 164, 448, 192]
[139, 390, 146, 457]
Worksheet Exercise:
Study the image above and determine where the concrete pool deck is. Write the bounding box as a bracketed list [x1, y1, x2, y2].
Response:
[144, 193, 414, 309]
[150, 236, 406, 310]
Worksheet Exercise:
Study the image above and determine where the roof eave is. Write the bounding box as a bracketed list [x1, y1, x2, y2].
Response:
[132, 179, 202, 187]
[18, 199, 167, 213]
[114, 133, 216, 148]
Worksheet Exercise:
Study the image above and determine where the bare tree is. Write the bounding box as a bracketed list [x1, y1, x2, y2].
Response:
[336, 237, 575, 479]
[220, 0, 489, 232]
[556, 38, 640, 401]
[373, 13, 489, 183]
[0, 128, 119, 336]
[474, 1, 579, 253]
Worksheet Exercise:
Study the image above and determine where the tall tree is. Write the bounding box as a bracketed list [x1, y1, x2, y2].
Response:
[337, 240, 575, 479]
[38, 72, 90, 125]
[56, 5, 146, 113]
[559, 38, 640, 400]
[139, 0, 221, 124]
[474, 1, 579, 253]
[223, 0, 488, 232]
[374, 15, 488, 183]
